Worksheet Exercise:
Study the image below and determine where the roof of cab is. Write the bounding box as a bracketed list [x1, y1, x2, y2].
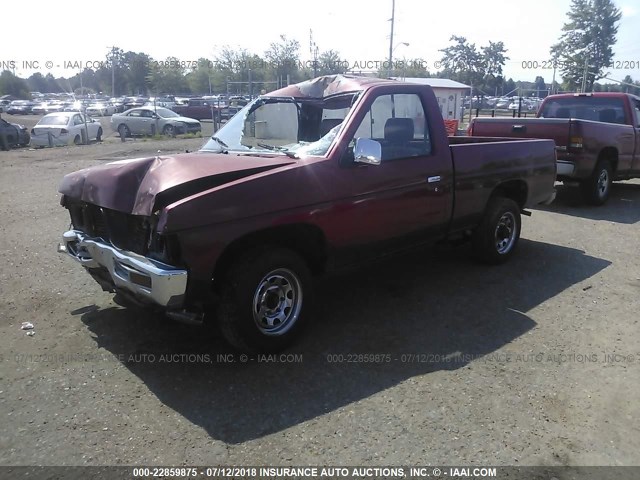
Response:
[265, 75, 397, 98]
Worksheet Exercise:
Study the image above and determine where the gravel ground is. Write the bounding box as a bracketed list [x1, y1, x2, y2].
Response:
[0, 117, 638, 468]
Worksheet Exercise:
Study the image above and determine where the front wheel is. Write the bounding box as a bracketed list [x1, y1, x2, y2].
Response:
[163, 124, 175, 137]
[118, 124, 130, 138]
[217, 248, 313, 353]
[580, 159, 612, 206]
[472, 197, 521, 264]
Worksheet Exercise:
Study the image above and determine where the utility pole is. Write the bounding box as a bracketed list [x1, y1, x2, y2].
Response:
[387, 0, 395, 78]
[581, 57, 588, 93]
[108, 46, 117, 97]
[309, 29, 319, 77]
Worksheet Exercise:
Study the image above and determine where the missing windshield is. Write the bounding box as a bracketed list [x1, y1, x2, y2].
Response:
[200, 92, 359, 157]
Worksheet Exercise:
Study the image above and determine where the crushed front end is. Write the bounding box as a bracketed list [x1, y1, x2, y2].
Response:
[57, 196, 187, 310]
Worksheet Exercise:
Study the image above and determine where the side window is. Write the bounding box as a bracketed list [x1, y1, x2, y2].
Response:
[128, 110, 142, 117]
[73, 115, 83, 126]
[350, 93, 431, 161]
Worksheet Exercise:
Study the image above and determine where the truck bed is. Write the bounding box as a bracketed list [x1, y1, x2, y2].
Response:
[466, 117, 571, 147]
[448, 138, 557, 231]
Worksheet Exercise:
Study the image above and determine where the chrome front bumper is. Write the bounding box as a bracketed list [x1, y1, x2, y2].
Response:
[58, 230, 187, 308]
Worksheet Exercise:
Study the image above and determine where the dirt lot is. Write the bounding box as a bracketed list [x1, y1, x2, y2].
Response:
[0, 119, 639, 468]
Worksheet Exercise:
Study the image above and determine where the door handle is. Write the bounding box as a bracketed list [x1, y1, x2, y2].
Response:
[427, 176, 441, 183]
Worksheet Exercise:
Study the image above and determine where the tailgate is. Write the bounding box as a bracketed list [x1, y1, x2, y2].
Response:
[470, 118, 572, 147]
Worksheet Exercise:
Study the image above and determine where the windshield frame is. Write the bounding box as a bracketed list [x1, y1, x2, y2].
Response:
[199, 92, 359, 157]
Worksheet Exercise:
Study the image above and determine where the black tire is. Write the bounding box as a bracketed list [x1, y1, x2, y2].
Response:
[580, 158, 612, 206]
[217, 247, 313, 353]
[163, 124, 175, 137]
[118, 124, 130, 138]
[73, 135, 81, 145]
[96, 128, 103, 142]
[472, 197, 521, 264]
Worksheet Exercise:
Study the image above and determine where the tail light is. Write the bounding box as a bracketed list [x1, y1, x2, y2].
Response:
[568, 136, 583, 151]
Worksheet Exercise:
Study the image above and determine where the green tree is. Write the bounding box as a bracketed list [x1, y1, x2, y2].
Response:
[213, 47, 270, 95]
[550, 0, 621, 92]
[533, 76, 547, 97]
[123, 52, 152, 95]
[147, 57, 190, 94]
[439, 36, 482, 80]
[187, 58, 216, 95]
[264, 35, 301, 85]
[482, 41, 509, 77]
[104, 47, 126, 96]
[0, 70, 30, 98]
[439, 36, 508, 89]
[43, 73, 62, 93]
[26, 73, 49, 93]
[504, 78, 517, 95]
[316, 50, 348, 76]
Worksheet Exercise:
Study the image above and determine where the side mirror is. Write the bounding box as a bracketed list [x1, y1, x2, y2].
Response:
[354, 138, 382, 165]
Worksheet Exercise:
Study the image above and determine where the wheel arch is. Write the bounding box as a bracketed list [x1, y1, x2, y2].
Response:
[212, 223, 328, 287]
[598, 147, 618, 173]
[489, 179, 528, 209]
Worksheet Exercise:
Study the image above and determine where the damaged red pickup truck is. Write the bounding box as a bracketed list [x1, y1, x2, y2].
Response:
[58, 75, 557, 352]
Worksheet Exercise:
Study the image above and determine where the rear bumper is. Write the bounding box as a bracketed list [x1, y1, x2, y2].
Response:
[58, 230, 187, 308]
[556, 160, 576, 177]
[31, 133, 72, 147]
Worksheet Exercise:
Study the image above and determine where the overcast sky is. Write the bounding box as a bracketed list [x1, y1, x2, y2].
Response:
[3, 0, 639, 85]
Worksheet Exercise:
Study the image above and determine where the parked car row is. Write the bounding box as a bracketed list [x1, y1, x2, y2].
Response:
[1, 106, 203, 149]
[1, 96, 150, 117]
[464, 95, 544, 112]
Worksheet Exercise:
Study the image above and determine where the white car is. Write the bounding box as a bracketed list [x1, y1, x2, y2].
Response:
[110, 107, 201, 137]
[30, 112, 103, 147]
[86, 102, 117, 116]
[508, 100, 535, 111]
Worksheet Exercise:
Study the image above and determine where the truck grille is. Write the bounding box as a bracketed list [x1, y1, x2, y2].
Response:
[67, 201, 150, 256]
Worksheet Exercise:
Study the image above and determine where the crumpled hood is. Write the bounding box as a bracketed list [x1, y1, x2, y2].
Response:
[59, 152, 294, 216]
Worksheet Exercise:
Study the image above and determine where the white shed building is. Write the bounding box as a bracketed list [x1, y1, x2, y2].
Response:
[391, 77, 470, 122]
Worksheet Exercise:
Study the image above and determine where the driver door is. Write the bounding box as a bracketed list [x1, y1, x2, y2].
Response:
[328, 92, 453, 263]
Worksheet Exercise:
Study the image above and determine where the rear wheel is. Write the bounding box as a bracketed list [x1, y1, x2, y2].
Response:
[217, 247, 313, 353]
[580, 159, 612, 206]
[472, 197, 521, 264]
